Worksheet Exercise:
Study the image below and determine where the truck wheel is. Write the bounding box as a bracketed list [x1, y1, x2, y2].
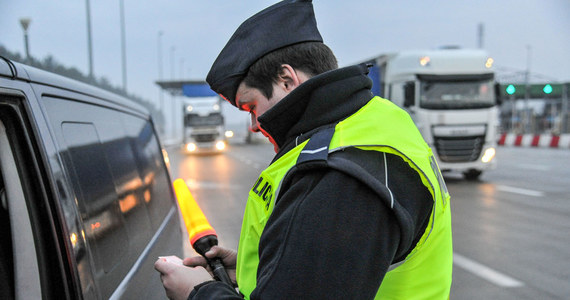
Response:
[463, 169, 482, 180]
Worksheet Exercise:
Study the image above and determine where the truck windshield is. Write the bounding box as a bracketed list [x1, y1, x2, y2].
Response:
[419, 79, 495, 109]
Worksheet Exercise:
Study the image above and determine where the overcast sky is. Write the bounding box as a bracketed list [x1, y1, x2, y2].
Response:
[1, 0, 569, 108]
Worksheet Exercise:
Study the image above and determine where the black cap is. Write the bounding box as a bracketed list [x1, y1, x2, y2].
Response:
[206, 0, 323, 106]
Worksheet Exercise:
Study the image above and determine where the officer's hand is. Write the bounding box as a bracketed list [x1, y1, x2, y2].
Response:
[154, 256, 211, 300]
[184, 246, 237, 285]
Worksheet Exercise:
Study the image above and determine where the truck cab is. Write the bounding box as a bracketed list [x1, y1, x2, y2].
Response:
[367, 48, 499, 180]
[182, 96, 227, 153]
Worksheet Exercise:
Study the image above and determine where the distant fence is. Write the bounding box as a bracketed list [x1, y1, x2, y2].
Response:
[498, 133, 570, 149]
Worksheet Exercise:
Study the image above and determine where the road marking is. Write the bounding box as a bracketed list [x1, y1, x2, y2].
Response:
[454, 253, 524, 287]
[185, 179, 241, 190]
[516, 163, 550, 172]
[496, 185, 544, 197]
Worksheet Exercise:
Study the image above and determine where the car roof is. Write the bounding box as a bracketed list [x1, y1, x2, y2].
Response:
[0, 57, 149, 116]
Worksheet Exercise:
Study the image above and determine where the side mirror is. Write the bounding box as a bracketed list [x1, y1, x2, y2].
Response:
[404, 82, 415, 107]
[494, 82, 502, 105]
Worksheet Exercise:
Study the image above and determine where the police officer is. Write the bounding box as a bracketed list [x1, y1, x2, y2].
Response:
[155, 1, 453, 299]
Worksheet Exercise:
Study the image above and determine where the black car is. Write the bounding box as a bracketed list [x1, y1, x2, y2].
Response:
[0, 57, 182, 299]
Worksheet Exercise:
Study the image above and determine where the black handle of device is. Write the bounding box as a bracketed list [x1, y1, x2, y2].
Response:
[208, 257, 233, 286]
[193, 235, 233, 287]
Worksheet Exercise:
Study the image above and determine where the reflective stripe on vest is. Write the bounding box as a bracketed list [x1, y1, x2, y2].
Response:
[236, 97, 453, 299]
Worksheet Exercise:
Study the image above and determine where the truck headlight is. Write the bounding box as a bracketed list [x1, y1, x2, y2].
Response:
[186, 143, 197, 152]
[215, 141, 226, 151]
[481, 147, 496, 163]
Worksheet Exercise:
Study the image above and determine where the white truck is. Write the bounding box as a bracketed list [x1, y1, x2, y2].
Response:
[182, 96, 227, 153]
[156, 80, 265, 151]
[364, 48, 499, 180]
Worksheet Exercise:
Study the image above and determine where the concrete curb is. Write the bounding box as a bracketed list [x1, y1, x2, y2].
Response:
[498, 133, 570, 149]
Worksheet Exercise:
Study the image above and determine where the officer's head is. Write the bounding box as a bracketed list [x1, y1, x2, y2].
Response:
[241, 42, 337, 103]
[207, 0, 338, 152]
[206, 0, 337, 107]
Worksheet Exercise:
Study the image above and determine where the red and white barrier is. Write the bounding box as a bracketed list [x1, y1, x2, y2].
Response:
[498, 133, 570, 149]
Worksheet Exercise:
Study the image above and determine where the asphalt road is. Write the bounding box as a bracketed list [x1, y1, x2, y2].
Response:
[167, 142, 570, 299]
[448, 147, 570, 300]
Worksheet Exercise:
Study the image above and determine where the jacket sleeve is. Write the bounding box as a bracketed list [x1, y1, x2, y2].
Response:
[188, 281, 242, 299]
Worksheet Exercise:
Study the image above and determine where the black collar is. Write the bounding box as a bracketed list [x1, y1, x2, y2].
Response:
[258, 63, 373, 154]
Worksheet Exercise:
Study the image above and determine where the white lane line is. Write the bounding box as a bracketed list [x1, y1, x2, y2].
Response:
[454, 253, 524, 288]
[496, 185, 544, 197]
[185, 178, 241, 190]
[516, 163, 550, 172]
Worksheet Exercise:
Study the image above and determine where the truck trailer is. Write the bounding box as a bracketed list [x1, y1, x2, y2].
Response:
[363, 48, 499, 180]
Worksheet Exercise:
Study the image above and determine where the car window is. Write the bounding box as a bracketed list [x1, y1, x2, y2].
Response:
[43, 96, 160, 298]
[121, 115, 173, 229]
[62, 122, 130, 273]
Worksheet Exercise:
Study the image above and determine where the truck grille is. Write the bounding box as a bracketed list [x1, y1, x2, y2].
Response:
[185, 113, 223, 126]
[434, 136, 483, 162]
[193, 133, 218, 143]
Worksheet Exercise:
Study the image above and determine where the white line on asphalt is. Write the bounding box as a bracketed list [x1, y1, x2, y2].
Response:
[496, 185, 544, 197]
[185, 178, 242, 190]
[516, 163, 550, 172]
[454, 253, 524, 288]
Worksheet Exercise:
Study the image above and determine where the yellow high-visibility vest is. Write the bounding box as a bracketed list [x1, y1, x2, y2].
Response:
[236, 96, 453, 299]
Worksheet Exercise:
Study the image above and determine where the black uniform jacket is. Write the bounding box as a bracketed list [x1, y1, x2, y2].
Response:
[190, 64, 433, 299]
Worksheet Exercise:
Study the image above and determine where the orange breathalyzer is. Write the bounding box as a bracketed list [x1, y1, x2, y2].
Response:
[173, 178, 217, 245]
[172, 178, 232, 286]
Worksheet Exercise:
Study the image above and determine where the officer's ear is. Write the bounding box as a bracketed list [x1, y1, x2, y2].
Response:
[276, 64, 302, 92]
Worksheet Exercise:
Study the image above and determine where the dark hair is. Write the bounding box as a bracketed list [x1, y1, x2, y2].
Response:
[242, 42, 338, 99]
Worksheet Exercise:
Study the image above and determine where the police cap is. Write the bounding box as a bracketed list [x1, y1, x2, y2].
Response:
[206, 0, 323, 106]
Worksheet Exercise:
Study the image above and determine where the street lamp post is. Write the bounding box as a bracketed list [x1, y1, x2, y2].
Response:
[180, 58, 185, 79]
[158, 31, 164, 80]
[477, 23, 484, 49]
[85, 0, 94, 78]
[19, 18, 31, 62]
[170, 46, 176, 80]
[120, 0, 127, 92]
